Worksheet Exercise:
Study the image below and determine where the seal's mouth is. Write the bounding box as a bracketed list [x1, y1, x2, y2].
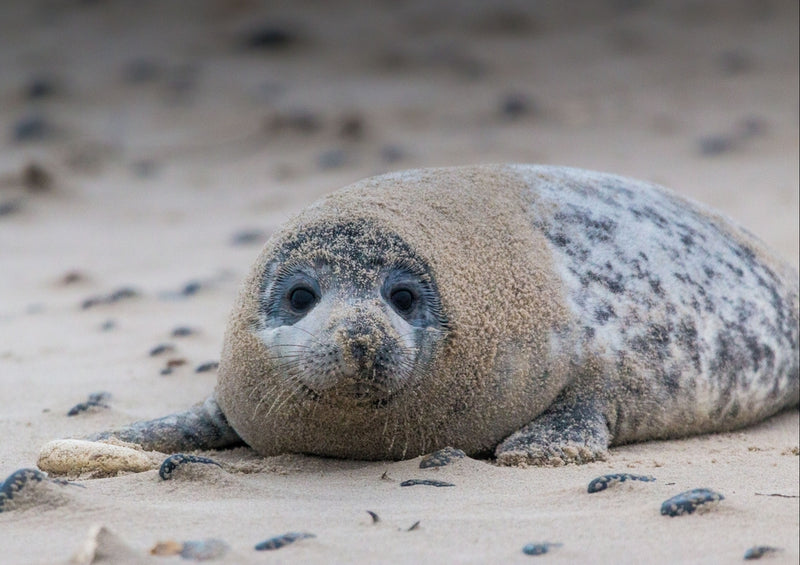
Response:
[299, 380, 395, 409]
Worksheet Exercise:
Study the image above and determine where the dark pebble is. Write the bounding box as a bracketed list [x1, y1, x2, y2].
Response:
[254, 532, 315, 551]
[161, 358, 187, 375]
[419, 446, 466, 468]
[660, 488, 724, 516]
[171, 326, 196, 337]
[159, 454, 221, 480]
[400, 479, 455, 487]
[499, 92, 536, 120]
[180, 538, 230, 561]
[25, 75, 59, 99]
[13, 113, 52, 142]
[241, 25, 298, 50]
[67, 391, 111, 416]
[522, 542, 562, 556]
[0, 469, 46, 512]
[181, 281, 202, 296]
[149, 343, 175, 356]
[338, 114, 365, 141]
[0, 200, 21, 217]
[587, 473, 656, 493]
[81, 287, 138, 309]
[698, 135, 736, 156]
[195, 361, 219, 373]
[21, 162, 53, 192]
[743, 546, 781, 560]
[59, 270, 87, 285]
[231, 229, 268, 246]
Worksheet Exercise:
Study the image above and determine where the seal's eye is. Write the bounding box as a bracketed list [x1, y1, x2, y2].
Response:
[289, 286, 316, 313]
[390, 288, 415, 314]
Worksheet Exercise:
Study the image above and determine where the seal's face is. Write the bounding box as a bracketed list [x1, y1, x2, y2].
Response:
[254, 219, 449, 407]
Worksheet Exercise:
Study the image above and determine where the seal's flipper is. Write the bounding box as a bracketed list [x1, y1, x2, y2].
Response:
[494, 396, 610, 466]
[88, 396, 245, 453]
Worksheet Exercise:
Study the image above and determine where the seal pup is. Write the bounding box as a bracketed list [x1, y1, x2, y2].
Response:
[87, 165, 799, 466]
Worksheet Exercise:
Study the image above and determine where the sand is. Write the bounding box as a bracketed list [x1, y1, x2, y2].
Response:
[0, 1, 797, 563]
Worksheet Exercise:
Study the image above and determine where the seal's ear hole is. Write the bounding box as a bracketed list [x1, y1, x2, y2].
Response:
[289, 286, 317, 313]
[390, 288, 416, 314]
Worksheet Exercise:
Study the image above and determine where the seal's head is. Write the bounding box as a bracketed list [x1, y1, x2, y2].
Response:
[256, 219, 448, 406]
[217, 166, 572, 460]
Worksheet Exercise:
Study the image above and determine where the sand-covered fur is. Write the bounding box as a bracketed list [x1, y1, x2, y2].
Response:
[210, 165, 799, 464]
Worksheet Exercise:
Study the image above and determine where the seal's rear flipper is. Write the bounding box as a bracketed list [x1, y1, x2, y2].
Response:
[88, 396, 245, 453]
[494, 396, 610, 466]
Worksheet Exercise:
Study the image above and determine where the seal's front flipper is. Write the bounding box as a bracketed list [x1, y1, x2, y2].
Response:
[495, 396, 610, 467]
[88, 396, 245, 453]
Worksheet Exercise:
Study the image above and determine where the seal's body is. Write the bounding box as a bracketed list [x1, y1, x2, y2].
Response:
[92, 165, 799, 465]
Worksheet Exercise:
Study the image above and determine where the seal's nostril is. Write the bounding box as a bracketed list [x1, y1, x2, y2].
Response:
[351, 342, 367, 361]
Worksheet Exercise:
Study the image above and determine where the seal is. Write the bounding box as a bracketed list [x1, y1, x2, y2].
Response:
[84, 165, 799, 466]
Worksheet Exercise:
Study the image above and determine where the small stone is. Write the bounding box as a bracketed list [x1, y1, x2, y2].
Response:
[698, 135, 735, 156]
[171, 326, 196, 337]
[181, 281, 202, 296]
[587, 473, 656, 493]
[149, 343, 174, 356]
[0, 469, 47, 512]
[254, 532, 315, 551]
[21, 162, 53, 191]
[150, 540, 183, 556]
[0, 201, 22, 217]
[13, 113, 52, 142]
[660, 488, 724, 516]
[231, 229, 268, 246]
[38, 439, 160, 477]
[72, 525, 138, 565]
[241, 25, 298, 50]
[59, 270, 87, 285]
[159, 454, 222, 480]
[338, 114, 365, 141]
[499, 93, 536, 120]
[195, 361, 219, 373]
[180, 538, 230, 561]
[522, 542, 562, 556]
[81, 287, 139, 309]
[399, 479, 455, 487]
[743, 546, 781, 560]
[25, 75, 60, 99]
[67, 392, 112, 416]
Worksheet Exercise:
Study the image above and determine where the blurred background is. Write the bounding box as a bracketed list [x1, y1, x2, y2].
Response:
[1, 0, 797, 315]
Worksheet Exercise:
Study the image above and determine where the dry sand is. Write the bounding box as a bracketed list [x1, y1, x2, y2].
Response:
[0, 1, 797, 563]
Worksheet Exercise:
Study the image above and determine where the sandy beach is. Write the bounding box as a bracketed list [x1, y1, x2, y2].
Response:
[1, 1, 797, 563]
